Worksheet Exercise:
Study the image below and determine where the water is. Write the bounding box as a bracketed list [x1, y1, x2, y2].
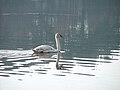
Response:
[0, 47, 120, 90]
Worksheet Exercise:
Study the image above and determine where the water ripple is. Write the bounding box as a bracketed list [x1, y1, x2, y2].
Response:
[0, 50, 119, 77]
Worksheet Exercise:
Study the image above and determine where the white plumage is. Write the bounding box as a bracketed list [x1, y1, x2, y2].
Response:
[32, 45, 57, 53]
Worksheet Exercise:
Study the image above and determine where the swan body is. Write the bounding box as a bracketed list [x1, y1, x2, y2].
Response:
[32, 45, 57, 53]
[32, 33, 63, 53]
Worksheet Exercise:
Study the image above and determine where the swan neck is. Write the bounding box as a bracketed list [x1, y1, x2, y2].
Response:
[55, 38, 60, 51]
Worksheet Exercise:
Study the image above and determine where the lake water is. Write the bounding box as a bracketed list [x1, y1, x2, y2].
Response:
[0, 46, 120, 90]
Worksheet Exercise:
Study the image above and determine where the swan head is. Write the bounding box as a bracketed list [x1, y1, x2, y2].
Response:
[55, 32, 63, 39]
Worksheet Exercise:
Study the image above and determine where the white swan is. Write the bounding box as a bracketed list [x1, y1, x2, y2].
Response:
[32, 32, 63, 69]
[32, 33, 63, 53]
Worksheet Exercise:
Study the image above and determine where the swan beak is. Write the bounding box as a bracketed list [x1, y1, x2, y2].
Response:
[60, 34, 63, 38]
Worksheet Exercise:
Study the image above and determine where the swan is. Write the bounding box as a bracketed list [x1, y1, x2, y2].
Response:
[32, 32, 63, 69]
[32, 33, 63, 53]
